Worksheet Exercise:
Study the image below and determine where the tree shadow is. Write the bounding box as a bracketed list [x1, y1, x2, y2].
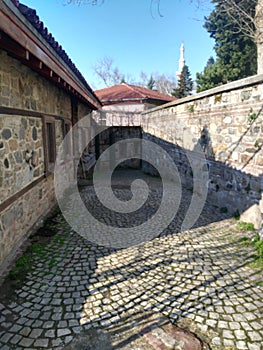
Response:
[76, 219, 261, 349]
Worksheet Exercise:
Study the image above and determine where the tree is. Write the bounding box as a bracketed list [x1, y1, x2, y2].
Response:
[206, 0, 263, 74]
[213, 0, 263, 74]
[196, 57, 224, 92]
[147, 75, 156, 90]
[92, 56, 125, 87]
[138, 72, 176, 95]
[172, 65, 193, 98]
[197, 1, 257, 92]
[68, 0, 263, 72]
[154, 74, 176, 95]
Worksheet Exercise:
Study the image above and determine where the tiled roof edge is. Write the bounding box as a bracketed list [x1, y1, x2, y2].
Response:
[12, 0, 94, 96]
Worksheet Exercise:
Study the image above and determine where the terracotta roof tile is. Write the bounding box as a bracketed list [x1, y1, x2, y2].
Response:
[95, 83, 176, 105]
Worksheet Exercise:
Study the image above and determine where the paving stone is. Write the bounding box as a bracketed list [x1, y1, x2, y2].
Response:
[45, 329, 55, 338]
[250, 321, 262, 330]
[9, 324, 22, 333]
[206, 319, 217, 328]
[236, 340, 248, 349]
[248, 331, 262, 341]
[229, 321, 241, 330]
[43, 321, 55, 328]
[0, 172, 262, 349]
[29, 328, 43, 338]
[57, 328, 71, 337]
[1, 345, 11, 350]
[234, 329, 247, 340]
[222, 329, 235, 339]
[247, 343, 261, 350]
[0, 333, 12, 343]
[223, 338, 235, 347]
[19, 337, 34, 347]
[9, 334, 22, 345]
[34, 338, 49, 348]
[211, 337, 221, 345]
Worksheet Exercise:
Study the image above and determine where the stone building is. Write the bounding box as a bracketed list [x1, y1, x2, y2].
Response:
[0, 0, 101, 268]
[94, 83, 176, 126]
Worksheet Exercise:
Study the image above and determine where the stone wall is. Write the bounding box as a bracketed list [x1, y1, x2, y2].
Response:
[0, 50, 93, 268]
[141, 74, 263, 224]
[0, 50, 72, 117]
[0, 115, 44, 203]
[93, 106, 142, 127]
[92, 102, 162, 127]
[94, 126, 142, 170]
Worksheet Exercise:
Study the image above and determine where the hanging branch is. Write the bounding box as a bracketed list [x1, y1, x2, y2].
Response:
[216, 0, 257, 39]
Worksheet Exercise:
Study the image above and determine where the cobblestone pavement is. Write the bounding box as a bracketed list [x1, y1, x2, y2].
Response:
[0, 171, 262, 349]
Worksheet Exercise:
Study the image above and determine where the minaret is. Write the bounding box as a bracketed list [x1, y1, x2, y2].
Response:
[176, 43, 185, 82]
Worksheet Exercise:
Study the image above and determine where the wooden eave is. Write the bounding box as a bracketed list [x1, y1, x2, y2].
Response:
[0, 0, 101, 110]
[101, 97, 172, 106]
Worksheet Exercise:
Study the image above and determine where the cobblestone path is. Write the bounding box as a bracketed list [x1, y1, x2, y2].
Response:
[0, 171, 262, 349]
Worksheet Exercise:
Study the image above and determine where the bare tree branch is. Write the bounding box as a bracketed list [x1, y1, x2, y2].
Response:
[92, 56, 124, 87]
[217, 0, 256, 39]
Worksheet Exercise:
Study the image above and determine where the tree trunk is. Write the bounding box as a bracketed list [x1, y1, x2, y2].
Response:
[255, 0, 263, 74]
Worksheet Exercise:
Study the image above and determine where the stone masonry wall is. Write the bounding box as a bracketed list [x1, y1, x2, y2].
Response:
[0, 50, 92, 268]
[95, 126, 142, 170]
[141, 75, 263, 223]
[0, 50, 71, 117]
[0, 115, 44, 203]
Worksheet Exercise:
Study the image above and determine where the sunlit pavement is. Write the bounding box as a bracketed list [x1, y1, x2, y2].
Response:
[0, 171, 262, 349]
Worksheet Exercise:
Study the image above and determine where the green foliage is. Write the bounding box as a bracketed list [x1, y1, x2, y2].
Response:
[254, 235, 263, 257]
[9, 253, 31, 281]
[196, 57, 225, 92]
[147, 75, 156, 90]
[239, 231, 263, 271]
[233, 210, 240, 220]
[196, 1, 257, 92]
[172, 65, 193, 98]
[237, 219, 263, 273]
[237, 221, 256, 231]
[248, 111, 257, 123]
[214, 94, 222, 103]
[188, 104, 194, 113]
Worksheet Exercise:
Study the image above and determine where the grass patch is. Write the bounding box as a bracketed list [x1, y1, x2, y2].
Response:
[8, 253, 31, 282]
[236, 221, 256, 232]
[238, 226, 263, 272]
[52, 234, 67, 246]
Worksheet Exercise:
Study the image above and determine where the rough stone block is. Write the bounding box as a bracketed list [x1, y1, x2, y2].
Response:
[240, 204, 262, 230]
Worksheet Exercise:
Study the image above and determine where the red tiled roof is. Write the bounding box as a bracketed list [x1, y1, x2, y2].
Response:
[95, 83, 176, 105]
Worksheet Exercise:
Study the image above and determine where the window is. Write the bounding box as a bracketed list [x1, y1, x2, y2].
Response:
[43, 117, 56, 173]
[62, 120, 72, 156]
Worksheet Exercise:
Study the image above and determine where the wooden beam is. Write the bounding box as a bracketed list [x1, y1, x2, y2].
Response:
[0, 175, 47, 213]
[0, 1, 101, 109]
[0, 30, 89, 103]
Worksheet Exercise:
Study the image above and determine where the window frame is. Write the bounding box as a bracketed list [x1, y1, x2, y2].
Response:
[42, 116, 56, 174]
[62, 119, 72, 157]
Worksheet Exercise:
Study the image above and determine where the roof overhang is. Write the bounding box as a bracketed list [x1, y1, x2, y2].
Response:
[0, 0, 101, 109]
[100, 97, 173, 106]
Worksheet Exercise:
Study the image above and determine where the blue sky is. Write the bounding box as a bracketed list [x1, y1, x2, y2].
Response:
[21, 0, 215, 89]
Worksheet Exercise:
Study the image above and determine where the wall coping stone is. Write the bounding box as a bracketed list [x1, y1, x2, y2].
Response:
[141, 74, 263, 114]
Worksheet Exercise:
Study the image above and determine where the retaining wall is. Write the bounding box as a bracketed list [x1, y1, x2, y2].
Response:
[141, 75, 263, 223]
